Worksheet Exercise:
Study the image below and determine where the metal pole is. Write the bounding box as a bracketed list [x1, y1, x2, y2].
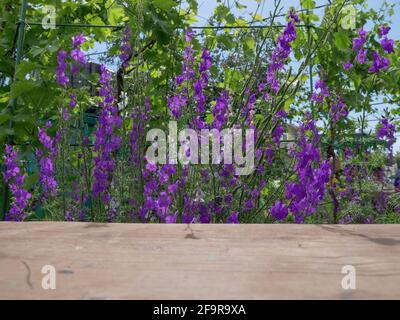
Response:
[1, 0, 28, 220]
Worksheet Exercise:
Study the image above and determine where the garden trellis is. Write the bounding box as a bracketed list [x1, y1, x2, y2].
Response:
[1, 0, 399, 224]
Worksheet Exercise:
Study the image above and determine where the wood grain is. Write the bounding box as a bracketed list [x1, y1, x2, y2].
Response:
[0, 222, 399, 299]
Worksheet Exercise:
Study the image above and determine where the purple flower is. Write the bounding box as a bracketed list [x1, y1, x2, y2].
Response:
[211, 91, 229, 130]
[37, 126, 58, 197]
[226, 211, 239, 224]
[283, 117, 331, 222]
[56, 50, 69, 86]
[272, 123, 285, 144]
[71, 48, 87, 65]
[356, 49, 367, 64]
[288, 9, 300, 23]
[185, 29, 194, 42]
[72, 33, 86, 47]
[167, 29, 195, 119]
[166, 214, 177, 223]
[378, 25, 391, 38]
[270, 201, 288, 220]
[368, 50, 390, 73]
[311, 80, 330, 104]
[145, 162, 157, 172]
[69, 94, 76, 109]
[330, 96, 347, 124]
[194, 49, 212, 114]
[352, 28, 367, 52]
[343, 60, 353, 70]
[93, 64, 122, 203]
[3, 145, 31, 221]
[120, 27, 132, 68]
[62, 107, 70, 121]
[381, 37, 394, 54]
[343, 147, 353, 161]
[167, 182, 178, 195]
[376, 115, 396, 154]
[264, 11, 299, 93]
[130, 98, 151, 166]
[65, 210, 73, 221]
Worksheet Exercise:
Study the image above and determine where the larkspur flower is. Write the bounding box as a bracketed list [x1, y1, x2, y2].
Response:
[3, 145, 31, 221]
[330, 96, 348, 124]
[70, 33, 87, 74]
[194, 49, 212, 114]
[378, 25, 391, 38]
[62, 107, 70, 121]
[352, 28, 367, 52]
[241, 92, 256, 126]
[120, 27, 132, 68]
[264, 10, 299, 94]
[356, 49, 367, 64]
[381, 37, 394, 54]
[69, 94, 76, 109]
[56, 50, 69, 86]
[71, 48, 87, 65]
[37, 125, 58, 196]
[343, 60, 353, 70]
[72, 33, 86, 47]
[283, 117, 331, 223]
[311, 79, 347, 123]
[226, 211, 239, 224]
[211, 91, 229, 130]
[168, 29, 195, 119]
[130, 97, 151, 166]
[270, 200, 288, 220]
[376, 115, 396, 154]
[311, 80, 330, 104]
[93, 65, 122, 203]
[369, 50, 390, 73]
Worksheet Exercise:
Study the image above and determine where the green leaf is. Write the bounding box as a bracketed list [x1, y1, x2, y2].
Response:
[333, 32, 350, 51]
[152, 0, 176, 11]
[10, 80, 38, 99]
[0, 112, 10, 125]
[301, 0, 316, 9]
[16, 61, 41, 80]
[0, 127, 14, 139]
[351, 73, 362, 89]
[24, 172, 39, 190]
[108, 5, 124, 25]
[205, 112, 214, 124]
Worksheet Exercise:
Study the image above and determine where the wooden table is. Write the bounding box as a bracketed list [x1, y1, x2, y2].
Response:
[0, 222, 399, 299]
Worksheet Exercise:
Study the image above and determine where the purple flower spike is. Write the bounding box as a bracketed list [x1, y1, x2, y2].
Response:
[93, 64, 122, 204]
[3, 145, 31, 221]
[377, 115, 396, 154]
[120, 27, 132, 68]
[264, 10, 299, 94]
[56, 50, 69, 86]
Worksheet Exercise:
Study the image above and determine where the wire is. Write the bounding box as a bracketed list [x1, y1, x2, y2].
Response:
[25, 22, 124, 29]
[24, 21, 317, 30]
[191, 24, 317, 29]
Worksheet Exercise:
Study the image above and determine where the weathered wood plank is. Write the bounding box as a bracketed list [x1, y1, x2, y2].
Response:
[0, 222, 399, 299]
